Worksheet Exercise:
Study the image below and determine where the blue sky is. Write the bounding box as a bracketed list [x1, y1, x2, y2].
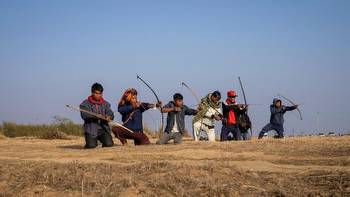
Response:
[0, 0, 349, 135]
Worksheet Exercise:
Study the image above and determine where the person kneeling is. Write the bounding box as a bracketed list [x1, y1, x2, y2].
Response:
[157, 93, 198, 145]
[114, 88, 161, 145]
[80, 83, 114, 149]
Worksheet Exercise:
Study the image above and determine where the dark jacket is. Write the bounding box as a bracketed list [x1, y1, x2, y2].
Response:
[118, 102, 152, 132]
[270, 98, 297, 126]
[222, 101, 247, 126]
[80, 99, 114, 137]
[164, 101, 197, 134]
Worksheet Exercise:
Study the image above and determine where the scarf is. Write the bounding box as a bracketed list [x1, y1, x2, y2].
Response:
[88, 96, 105, 110]
[88, 96, 105, 105]
[119, 88, 137, 107]
[193, 93, 221, 124]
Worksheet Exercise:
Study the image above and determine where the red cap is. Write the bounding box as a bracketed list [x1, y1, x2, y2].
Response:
[227, 90, 237, 97]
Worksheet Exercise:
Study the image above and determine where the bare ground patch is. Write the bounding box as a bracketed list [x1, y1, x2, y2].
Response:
[0, 136, 349, 196]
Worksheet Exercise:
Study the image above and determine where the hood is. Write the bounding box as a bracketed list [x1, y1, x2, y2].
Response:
[272, 98, 281, 105]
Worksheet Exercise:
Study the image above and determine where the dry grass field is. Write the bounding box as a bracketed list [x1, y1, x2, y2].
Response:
[0, 135, 349, 196]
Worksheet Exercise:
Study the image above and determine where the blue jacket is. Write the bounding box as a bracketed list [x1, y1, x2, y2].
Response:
[118, 103, 152, 132]
[270, 98, 297, 126]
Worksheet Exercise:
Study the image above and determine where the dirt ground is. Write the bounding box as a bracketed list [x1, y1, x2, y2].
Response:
[0, 136, 349, 197]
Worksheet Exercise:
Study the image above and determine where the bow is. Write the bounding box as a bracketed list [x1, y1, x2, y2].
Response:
[182, 82, 201, 104]
[182, 82, 222, 115]
[182, 82, 223, 141]
[238, 77, 253, 136]
[137, 75, 164, 132]
[182, 82, 202, 140]
[66, 105, 134, 133]
[277, 94, 303, 120]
